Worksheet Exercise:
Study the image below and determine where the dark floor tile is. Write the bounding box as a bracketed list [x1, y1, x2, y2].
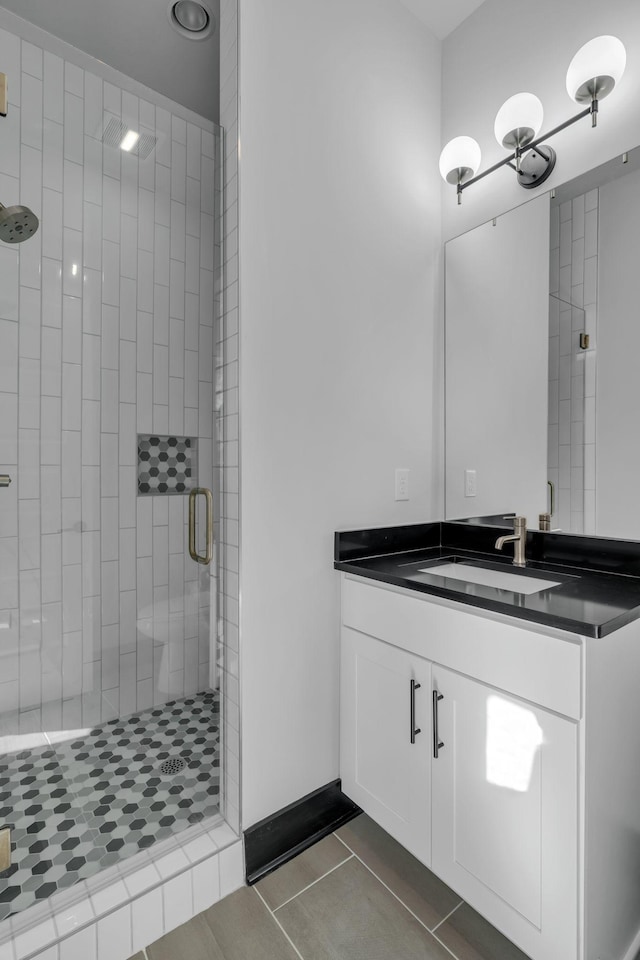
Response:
[277, 856, 454, 960]
[148, 913, 223, 960]
[204, 887, 301, 960]
[336, 814, 461, 930]
[257, 834, 351, 910]
[148, 887, 300, 960]
[435, 902, 530, 960]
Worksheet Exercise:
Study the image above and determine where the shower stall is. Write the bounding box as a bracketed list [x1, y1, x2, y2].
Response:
[0, 18, 231, 928]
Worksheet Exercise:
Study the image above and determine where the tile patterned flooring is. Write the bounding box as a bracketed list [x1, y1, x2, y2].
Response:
[0, 691, 220, 922]
[134, 812, 530, 960]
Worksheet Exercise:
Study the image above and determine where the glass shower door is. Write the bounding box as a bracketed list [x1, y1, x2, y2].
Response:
[0, 26, 223, 923]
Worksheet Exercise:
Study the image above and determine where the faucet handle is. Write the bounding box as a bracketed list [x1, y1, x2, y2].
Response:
[513, 516, 527, 531]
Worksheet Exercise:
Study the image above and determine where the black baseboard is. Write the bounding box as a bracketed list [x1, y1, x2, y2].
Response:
[244, 779, 361, 885]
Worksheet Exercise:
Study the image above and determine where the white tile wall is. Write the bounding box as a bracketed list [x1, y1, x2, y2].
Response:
[0, 17, 241, 956]
[0, 819, 243, 960]
[218, 0, 241, 837]
[0, 25, 219, 733]
[548, 190, 598, 535]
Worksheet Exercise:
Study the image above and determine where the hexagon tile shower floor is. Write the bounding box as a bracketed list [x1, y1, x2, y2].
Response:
[0, 691, 220, 920]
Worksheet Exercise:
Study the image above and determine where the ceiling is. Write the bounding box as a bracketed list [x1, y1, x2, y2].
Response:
[0, 0, 486, 123]
[0, 0, 220, 122]
[399, 0, 487, 39]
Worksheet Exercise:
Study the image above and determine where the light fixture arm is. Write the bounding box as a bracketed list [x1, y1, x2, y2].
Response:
[457, 101, 595, 199]
[441, 36, 626, 203]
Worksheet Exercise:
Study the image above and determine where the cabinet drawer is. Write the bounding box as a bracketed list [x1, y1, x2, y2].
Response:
[342, 576, 582, 719]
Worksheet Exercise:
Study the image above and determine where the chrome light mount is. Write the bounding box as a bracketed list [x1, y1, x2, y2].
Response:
[515, 143, 557, 189]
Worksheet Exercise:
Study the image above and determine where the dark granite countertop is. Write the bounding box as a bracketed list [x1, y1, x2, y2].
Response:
[334, 521, 640, 638]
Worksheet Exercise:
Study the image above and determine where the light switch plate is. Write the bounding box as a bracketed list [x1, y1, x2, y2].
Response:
[395, 468, 409, 501]
[464, 468, 477, 498]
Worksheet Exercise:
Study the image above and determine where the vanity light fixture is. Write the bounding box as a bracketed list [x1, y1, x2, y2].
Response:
[440, 35, 626, 204]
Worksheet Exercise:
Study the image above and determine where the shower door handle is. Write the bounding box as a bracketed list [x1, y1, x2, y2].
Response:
[189, 488, 214, 565]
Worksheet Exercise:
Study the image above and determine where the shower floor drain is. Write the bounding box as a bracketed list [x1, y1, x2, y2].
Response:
[159, 757, 187, 775]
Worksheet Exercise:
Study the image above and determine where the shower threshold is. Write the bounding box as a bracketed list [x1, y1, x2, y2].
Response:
[0, 690, 220, 921]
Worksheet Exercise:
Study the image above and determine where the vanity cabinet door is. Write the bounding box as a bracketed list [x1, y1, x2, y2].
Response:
[431, 665, 578, 960]
[340, 626, 431, 866]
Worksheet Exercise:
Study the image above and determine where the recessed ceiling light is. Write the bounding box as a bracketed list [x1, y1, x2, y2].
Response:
[168, 0, 215, 40]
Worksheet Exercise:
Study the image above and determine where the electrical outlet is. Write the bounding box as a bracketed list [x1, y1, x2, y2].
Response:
[464, 469, 477, 498]
[395, 468, 409, 501]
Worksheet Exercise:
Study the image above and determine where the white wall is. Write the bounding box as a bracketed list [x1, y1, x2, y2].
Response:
[238, 0, 442, 827]
[441, 0, 640, 240]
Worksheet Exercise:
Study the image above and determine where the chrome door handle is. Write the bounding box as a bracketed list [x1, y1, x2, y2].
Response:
[410, 678, 421, 744]
[433, 690, 444, 758]
[0, 475, 11, 487]
[188, 488, 213, 565]
[548, 480, 555, 517]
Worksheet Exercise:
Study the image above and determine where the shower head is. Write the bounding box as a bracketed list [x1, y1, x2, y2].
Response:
[0, 203, 39, 243]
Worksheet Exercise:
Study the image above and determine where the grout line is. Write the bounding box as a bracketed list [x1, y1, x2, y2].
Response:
[332, 828, 466, 949]
[260, 836, 462, 960]
[272, 855, 354, 913]
[333, 832, 354, 854]
[346, 848, 460, 943]
[253, 886, 306, 960]
[431, 899, 464, 933]
[430, 926, 463, 960]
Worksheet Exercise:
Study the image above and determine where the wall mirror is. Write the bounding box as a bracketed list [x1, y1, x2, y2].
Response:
[445, 145, 640, 540]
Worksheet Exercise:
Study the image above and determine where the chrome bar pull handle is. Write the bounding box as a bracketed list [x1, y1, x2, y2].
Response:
[433, 690, 444, 758]
[410, 679, 421, 744]
[0, 475, 11, 487]
[188, 487, 213, 565]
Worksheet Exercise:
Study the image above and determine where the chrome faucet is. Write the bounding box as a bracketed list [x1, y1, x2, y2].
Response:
[495, 516, 527, 567]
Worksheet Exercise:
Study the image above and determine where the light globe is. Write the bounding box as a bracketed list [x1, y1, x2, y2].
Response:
[438, 136, 482, 184]
[566, 35, 626, 103]
[494, 93, 544, 149]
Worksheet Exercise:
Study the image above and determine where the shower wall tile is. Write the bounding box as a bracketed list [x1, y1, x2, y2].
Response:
[548, 189, 598, 537]
[0, 27, 218, 735]
[219, 0, 241, 835]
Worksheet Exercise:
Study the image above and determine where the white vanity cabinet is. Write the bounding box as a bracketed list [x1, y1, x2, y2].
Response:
[339, 573, 640, 960]
[340, 627, 432, 865]
[430, 665, 577, 960]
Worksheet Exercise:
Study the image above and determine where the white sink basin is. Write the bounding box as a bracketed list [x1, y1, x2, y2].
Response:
[419, 562, 561, 595]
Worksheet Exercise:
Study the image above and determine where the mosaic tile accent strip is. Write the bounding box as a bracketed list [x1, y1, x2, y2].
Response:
[137, 436, 197, 496]
[0, 691, 220, 922]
